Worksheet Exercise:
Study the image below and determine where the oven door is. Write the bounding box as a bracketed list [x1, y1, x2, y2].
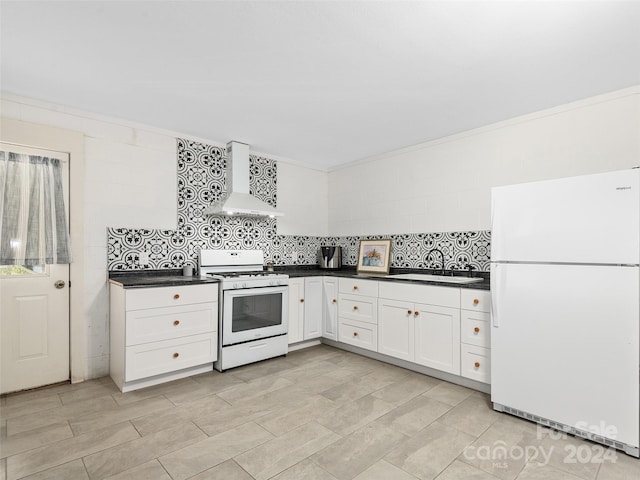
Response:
[222, 285, 289, 346]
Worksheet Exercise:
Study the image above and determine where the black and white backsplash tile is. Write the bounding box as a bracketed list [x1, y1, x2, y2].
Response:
[107, 139, 491, 272]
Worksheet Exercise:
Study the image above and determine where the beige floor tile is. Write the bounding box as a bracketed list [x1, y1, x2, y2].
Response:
[230, 356, 296, 382]
[6, 422, 139, 479]
[20, 459, 89, 480]
[3, 379, 106, 405]
[596, 451, 640, 480]
[312, 422, 408, 480]
[535, 434, 606, 480]
[159, 422, 273, 480]
[516, 462, 585, 480]
[422, 381, 475, 406]
[459, 417, 543, 480]
[434, 459, 501, 480]
[285, 345, 344, 366]
[5, 396, 117, 436]
[376, 395, 451, 437]
[59, 383, 119, 405]
[109, 377, 198, 406]
[188, 459, 254, 480]
[0, 422, 73, 459]
[371, 372, 441, 405]
[256, 394, 336, 437]
[103, 460, 171, 480]
[69, 395, 174, 435]
[0, 395, 61, 421]
[290, 371, 357, 395]
[194, 401, 276, 436]
[439, 395, 500, 437]
[235, 421, 340, 480]
[187, 370, 246, 393]
[316, 394, 396, 436]
[0, 459, 6, 480]
[353, 459, 418, 480]
[276, 360, 341, 383]
[131, 393, 231, 435]
[385, 420, 476, 480]
[217, 376, 295, 405]
[271, 458, 338, 480]
[319, 375, 381, 402]
[82, 422, 205, 479]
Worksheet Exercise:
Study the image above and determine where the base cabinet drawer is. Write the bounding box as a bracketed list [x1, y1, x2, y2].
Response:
[460, 289, 491, 313]
[126, 284, 218, 311]
[461, 344, 491, 384]
[460, 310, 491, 348]
[125, 332, 217, 381]
[338, 319, 378, 352]
[126, 302, 217, 346]
[338, 294, 377, 324]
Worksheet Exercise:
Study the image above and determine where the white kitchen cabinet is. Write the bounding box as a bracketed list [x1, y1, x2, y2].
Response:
[110, 283, 218, 393]
[378, 281, 460, 375]
[322, 277, 338, 341]
[414, 302, 460, 375]
[303, 277, 323, 339]
[287, 278, 305, 344]
[460, 288, 491, 383]
[377, 298, 415, 362]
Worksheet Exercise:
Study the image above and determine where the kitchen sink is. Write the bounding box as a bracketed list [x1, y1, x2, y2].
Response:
[386, 273, 484, 284]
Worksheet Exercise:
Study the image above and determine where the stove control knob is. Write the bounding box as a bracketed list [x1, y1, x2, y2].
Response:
[269, 279, 276, 286]
[234, 282, 241, 289]
[243, 282, 249, 288]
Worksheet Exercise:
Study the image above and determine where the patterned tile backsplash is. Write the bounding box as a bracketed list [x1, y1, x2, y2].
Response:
[107, 139, 491, 272]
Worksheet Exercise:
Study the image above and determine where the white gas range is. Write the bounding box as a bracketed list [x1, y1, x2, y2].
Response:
[199, 249, 289, 371]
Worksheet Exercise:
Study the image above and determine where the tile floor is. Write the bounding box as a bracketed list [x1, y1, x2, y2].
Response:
[1, 345, 638, 480]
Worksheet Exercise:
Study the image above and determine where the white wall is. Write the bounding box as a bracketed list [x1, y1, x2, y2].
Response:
[328, 87, 640, 236]
[1, 93, 327, 379]
[276, 161, 329, 236]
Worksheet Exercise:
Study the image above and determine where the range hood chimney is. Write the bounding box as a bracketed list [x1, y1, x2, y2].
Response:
[203, 141, 284, 218]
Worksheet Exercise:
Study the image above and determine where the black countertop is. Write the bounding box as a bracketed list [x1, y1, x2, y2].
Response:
[279, 266, 490, 290]
[108, 267, 489, 290]
[109, 269, 219, 288]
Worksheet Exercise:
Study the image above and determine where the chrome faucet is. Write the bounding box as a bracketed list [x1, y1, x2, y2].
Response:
[427, 248, 446, 275]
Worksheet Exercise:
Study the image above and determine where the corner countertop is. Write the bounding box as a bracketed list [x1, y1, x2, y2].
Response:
[277, 266, 490, 290]
[109, 269, 219, 288]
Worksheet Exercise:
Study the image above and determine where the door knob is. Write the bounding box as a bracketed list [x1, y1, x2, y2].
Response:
[54, 280, 65, 289]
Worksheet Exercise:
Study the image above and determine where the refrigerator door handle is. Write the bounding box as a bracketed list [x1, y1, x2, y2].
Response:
[491, 263, 500, 327]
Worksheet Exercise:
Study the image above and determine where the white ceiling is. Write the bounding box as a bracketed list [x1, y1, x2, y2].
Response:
[1, 1, 639, 168]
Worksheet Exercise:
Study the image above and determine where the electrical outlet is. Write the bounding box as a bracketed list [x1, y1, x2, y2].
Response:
[138, 251, 149, 265]
[292, 252, 298, 262]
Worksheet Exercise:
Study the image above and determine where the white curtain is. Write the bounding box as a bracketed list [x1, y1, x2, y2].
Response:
[0, 151, 72, 265]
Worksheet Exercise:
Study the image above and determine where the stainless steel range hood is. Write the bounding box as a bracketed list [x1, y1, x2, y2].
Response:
[203, 141, 284, 218]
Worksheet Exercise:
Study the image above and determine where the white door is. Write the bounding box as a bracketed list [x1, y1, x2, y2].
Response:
[287, 278, 304, 344]
[303, 277, 322, 339]
[414, 303, 460, 375]
[491, 169, 639, 264]
[378, 298, 415, 362]
[491, 262, 639, 449]
[322, 277, 338, 341]
[0, 143, 70, 394]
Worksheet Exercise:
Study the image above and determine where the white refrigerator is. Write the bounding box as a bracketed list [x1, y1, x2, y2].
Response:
[490, 168, 639, 457]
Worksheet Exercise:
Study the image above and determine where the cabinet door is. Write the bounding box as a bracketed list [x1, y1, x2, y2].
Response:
[288, 278, 304, 344]
[303, 277, 323, 339]
[322, 277, 338, 341]
[414, 303, 460, 375]
[378, 298, 415, 362]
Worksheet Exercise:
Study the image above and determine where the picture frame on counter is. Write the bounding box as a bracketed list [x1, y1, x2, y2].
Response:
[357, 239, 392, 274]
